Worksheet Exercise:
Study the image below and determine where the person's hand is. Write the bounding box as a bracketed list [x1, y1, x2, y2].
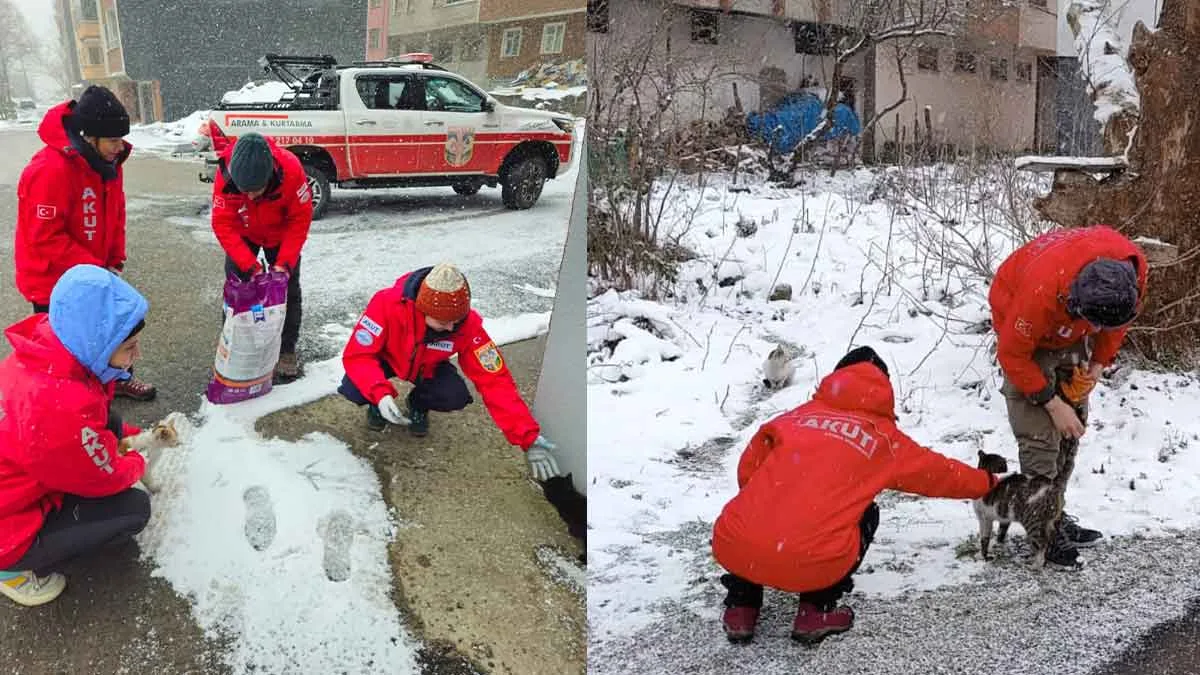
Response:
[1058, 364, 1097, 404]
[1045, 396, 1086, 439]
[377, 395, 410, 425]
[271, 264, 288, 275]
[250, 261, 266, 277]
[526, 435, 562, 481]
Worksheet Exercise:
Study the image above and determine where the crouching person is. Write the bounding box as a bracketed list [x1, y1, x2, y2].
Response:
[0, 265, 158, 606]
[711, 346, 998, 645]
[337, 263, 562, 481]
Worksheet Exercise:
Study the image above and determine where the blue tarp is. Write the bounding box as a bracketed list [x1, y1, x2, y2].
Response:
[746, 92, 862, 154]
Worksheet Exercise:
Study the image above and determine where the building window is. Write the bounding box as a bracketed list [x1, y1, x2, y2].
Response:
[77, 0, 98, 22]
[369, 0, 381, 8]
[1016, 61, 1033, 83]
[690, 10, 719, 45]
[86, 46, 103, 65]
[103, 8, 120, 48]
[501, 28, 522, 58]
[369, 29, 381, 49]
[443, 0, 473, 5]
[916, 46, 939, 71]
[459, 36, 483, 61]
[989, 57, 1008, 81]
[1028, 0, 1048, 7]
[587, 0, 609, 33]
[953, 50, 977, 74]
[541, 22, 566, 55]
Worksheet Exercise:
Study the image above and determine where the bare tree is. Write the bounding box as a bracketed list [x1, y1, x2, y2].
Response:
[0, 0, 35, 98]
[782, 0, 1018, 174]
[587, 2, 751, 295]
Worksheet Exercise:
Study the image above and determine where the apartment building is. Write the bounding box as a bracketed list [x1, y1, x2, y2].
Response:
[55, 0, 163, 123]
[589, 0, 1059, 157]
[372, 0, 585, 88]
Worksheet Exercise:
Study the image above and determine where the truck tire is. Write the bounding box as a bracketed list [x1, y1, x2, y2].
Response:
[501, 156, 547, 210]
[452, 180, 483, 196]
[304, 163, 331, 220]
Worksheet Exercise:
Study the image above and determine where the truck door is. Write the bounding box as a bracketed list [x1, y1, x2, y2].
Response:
[418, 74, 498, 175]
[346, 73, 424, 175]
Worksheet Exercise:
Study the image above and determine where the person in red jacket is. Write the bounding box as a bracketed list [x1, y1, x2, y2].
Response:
[337, 263, 562, 481]
[711, 346, 998, 645]
[210, 132, 313, 382]
[988, 225, 1147, 566]
[13, 85, 157, 402]
[0, 265, 161, 607]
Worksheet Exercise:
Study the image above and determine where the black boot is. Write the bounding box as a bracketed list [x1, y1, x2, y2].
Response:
[1060, 513, 1103, 548]
[1044, 525, 1081, 567]
[406, 405, 429, 437]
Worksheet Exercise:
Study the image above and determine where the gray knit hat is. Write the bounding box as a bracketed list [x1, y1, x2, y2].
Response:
[227, 133, 274, 192]
[1068, 259, 1139, 327]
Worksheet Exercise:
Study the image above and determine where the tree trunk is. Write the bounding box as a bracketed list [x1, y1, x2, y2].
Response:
[1033, 0, 1200, 362]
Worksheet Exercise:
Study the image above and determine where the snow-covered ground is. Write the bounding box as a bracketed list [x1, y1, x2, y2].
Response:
[587, 166, 1200, 673]
[139, 314, 551, 674]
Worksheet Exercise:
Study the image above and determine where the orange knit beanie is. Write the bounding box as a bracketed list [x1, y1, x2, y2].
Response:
[415, 263, 471, 323]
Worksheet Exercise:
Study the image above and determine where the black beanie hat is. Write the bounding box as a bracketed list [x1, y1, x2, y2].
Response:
[1068, 259, 1139, 328]
[228, 133, 275, 193]
[835, 345, 890, 377]
[74, 85, 130, 138]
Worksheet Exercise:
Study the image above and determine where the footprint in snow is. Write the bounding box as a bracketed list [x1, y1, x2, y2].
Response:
[319, 509, 356, 582]
[242, 485, 276, 552]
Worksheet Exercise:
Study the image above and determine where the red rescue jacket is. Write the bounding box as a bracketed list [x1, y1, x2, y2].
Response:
[989, 226, 1148, 397]
[14, 101, 131, 305]
[0, 316, 145, 569]
[342, 268, 541, 450]
[711, 363, 994, 593]
[210, 137, 313, 272]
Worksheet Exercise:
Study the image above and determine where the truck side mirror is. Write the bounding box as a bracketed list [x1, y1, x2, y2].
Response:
[482, 99, 496, 113]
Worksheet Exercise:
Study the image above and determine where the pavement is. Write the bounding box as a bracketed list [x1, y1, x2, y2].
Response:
[0, 128, 583, 674]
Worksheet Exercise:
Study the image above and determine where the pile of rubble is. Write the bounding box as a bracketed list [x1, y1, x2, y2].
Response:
[508, 58, 588, 89]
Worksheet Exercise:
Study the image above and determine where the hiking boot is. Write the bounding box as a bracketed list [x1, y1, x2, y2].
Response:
[366, 405, 386, 432]
[1043, 528, 1081, 568]
[0, 570, 66, 607]
[791, 602, 854, 645]
[1061, 513, 1103, 548]
[722, 605, 760, 643]
[274, 352, 301, 383]
[113, 376, 156, 401]
[407, 406, 429, 437]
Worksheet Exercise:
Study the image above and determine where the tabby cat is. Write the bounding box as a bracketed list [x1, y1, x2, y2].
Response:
[972, 451, 1063, 567]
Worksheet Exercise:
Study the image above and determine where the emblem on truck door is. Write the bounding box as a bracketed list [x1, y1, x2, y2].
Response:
[445, 126, 476, 167]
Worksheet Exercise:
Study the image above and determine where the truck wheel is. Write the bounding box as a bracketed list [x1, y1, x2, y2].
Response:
[452, 180, 482, 196]
[303, 163, 331, 220]
[501, 156, 547, 210]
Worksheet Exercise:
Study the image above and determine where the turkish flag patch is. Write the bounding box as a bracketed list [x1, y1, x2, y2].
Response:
[35, 204, 56, 220]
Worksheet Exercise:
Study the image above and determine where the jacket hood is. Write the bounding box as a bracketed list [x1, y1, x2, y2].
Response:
[48, 265, 148, 384]
[39, 100, 132, 176]
[399, 266, 435, 301]
[813, 362, 896, 420]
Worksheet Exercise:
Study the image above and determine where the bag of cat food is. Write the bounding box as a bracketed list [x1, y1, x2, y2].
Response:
[205, 269, 289, 404]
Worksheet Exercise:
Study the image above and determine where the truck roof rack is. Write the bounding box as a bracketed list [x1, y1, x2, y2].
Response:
[259, 54, 339, 90]
[348, 60, 448, 72]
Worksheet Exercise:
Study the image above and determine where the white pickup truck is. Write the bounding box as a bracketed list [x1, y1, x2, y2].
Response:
[199, 53, 577, 219]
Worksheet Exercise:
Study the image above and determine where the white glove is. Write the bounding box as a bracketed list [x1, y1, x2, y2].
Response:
[378, 395, 410, 425]
[526, 435, 562, 481]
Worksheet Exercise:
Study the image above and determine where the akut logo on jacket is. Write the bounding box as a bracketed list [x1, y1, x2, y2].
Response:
[792, 414, 880, 458]
[81, 187, 99, 240]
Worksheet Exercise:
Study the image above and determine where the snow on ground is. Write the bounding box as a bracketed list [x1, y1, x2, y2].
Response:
[587, 166, 1200, 673]
[140, 312, 551, 674]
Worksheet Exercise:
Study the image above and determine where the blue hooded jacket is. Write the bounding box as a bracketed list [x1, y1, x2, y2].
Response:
[48, 265, 148, 385]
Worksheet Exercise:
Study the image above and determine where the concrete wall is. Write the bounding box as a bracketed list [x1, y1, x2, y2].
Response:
[873, 38, 1040, 153]
[480, 0, 581, 22]
[388, 0, 480, 34]
[532, 138, 586, 495]
[594, 0, 863, 126]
